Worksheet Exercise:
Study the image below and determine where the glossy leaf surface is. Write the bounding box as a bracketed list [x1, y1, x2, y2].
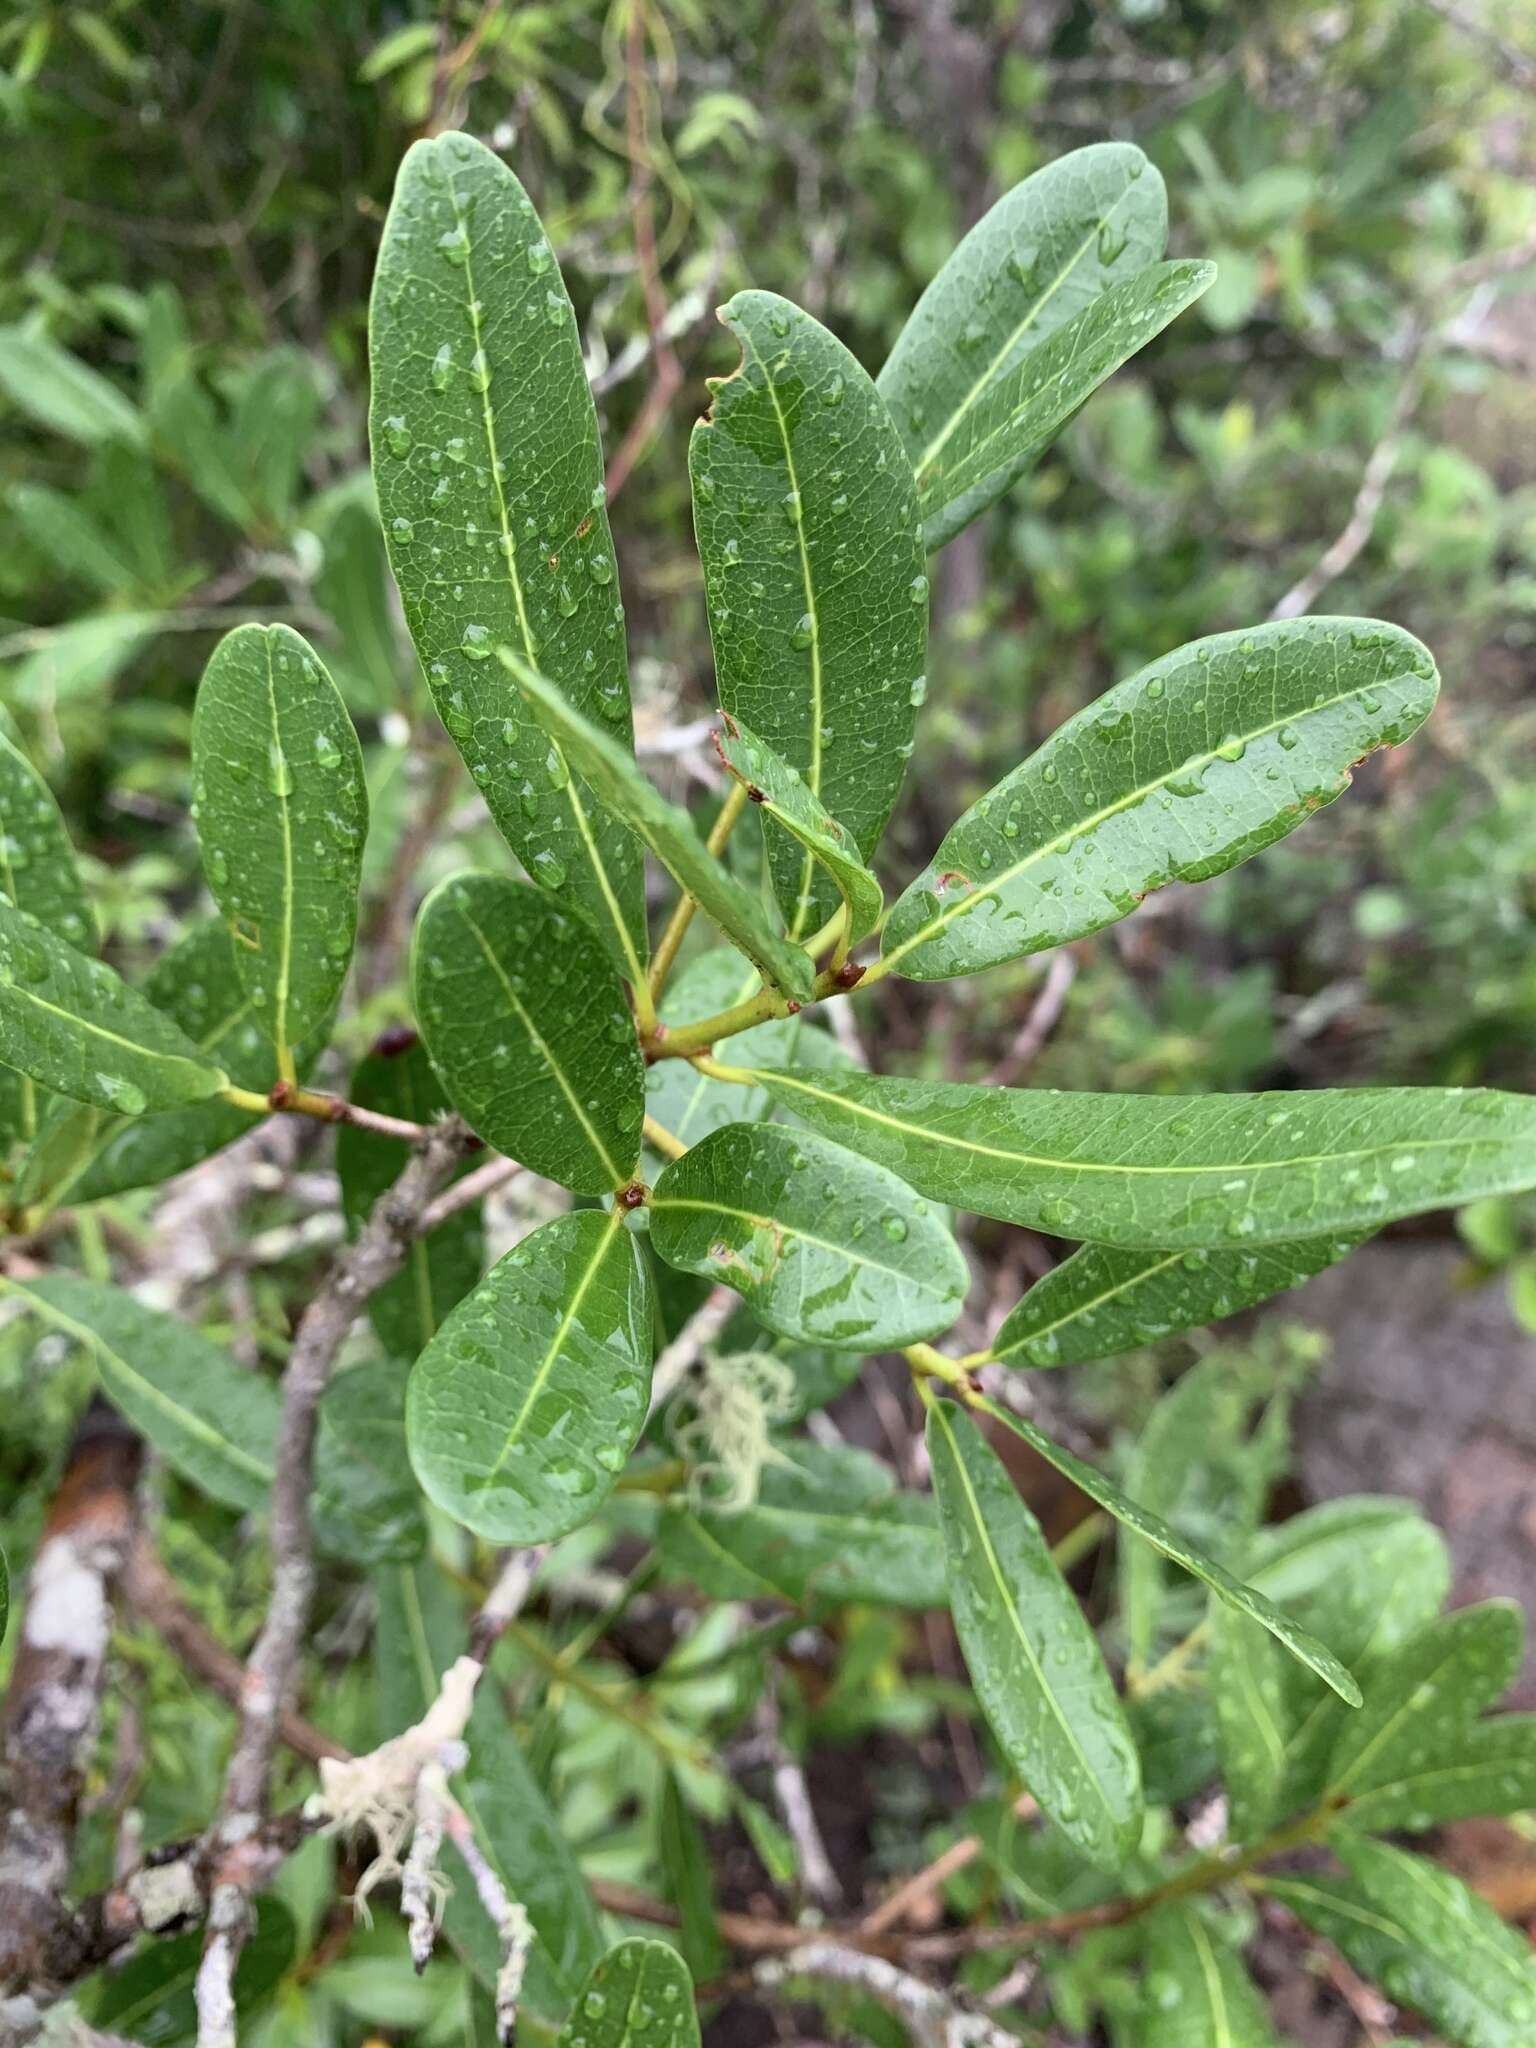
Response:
[879, 143, 1166, 536]
[370, 130, 646, 981]
[691, 290, 926, 934]
[1268, 1835, 1536, 2047]
[738, 1067, 1536, 1249]
[714, 715, 882, 941]
[649, 1122, 967, 1349]
[20, 918, 292, 1209]
[990, 1233, 1359, 1368]
[413, 871, 643, 1194]
[928, 1402, 1142, 1868]
[916, 259, 1213, 550]
[1208, 1604, 1286, 1839]
[407, 1210, 652, 1543]
[555, 1940, 699, 2048]
[976, 1395, 1360, 1704]
[504, 655, 813, 1001]
[191, 623, 367, 1057]
[0, 898, 225, 1115]
[883, 619, 1438, 979]
[1344, 1713, 1536, 1834]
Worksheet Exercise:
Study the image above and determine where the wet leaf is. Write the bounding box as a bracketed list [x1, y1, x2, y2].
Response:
[714, 714, 882, 941]
[503, 654, 814, 1001]
[1133, 1908, 1277, 2045]
[1344, 1713, 1536, 1834]
[911, 260, 1214, 550]
[691, 291, 926, 934]
[878, 143, 1167, 543]
[191, 624, 367, 1065]
[737, 1067, 1536, 1250]
[370, 130, 646, 983]
[989, 1233, 1360, 1368]
[555, 1939, 699, 2048]
[883, 618, 1438, 980]
[1267, 1835, 1536, 2047]
[413, 870, 643, 1194]
[0, 728, 94, 1148]
[659, 1773, 726, 1981]
[310, 1358, 427, 1565]
[974, 1395, 1360, 1705]
[927, 1401, 1142, 1869]
[406, 1210, 653, 1544]
[648, 1122, 966, 1349]
[336, 1040, 484, 1356]
[0, 897, 225, 1116]
[18, 918, 304, 1210]
[1324, 1601, 1523, 1800]
[644, 948, 823, 1152]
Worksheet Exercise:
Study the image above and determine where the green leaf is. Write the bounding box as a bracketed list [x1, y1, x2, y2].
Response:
[1267, 1835, 1536, 2047]
[336, 1040, 484, 1357]
[648, 1122, 967, 1349]
[1242, 1499, 1450, 1814]
[1119, 1354, 1284, 1668]
[0, 1275, 414, 1560]
[370, 130, 646, 984]
[657, 1440, 945, 1609]
[13, 482, 142, 596]
[714, 714, 883, 941]
[1343, 1714, 1536, 1834]
[1207, 1605, 1287, 1839]
[503, 655, 814, 1002]
[910, 259, 1214, 551]
[0, 324, 145, 446]
[879, 143, 1167, 529]
[555, 1940, 699, 2048]
[87, 1897, 294, 2045]
[690, 290, 926, 935]
[412, 871, 643, 1194]
[882, 618, 1439, 980]
[926, 1401, 1142, 1869]
[449, 1687, 606, 2013]
[310, 1358, 427, 1565]
[974, 1394, 1361, 1705]
[3, 611, 162, 709]
[736, 1067, 1536, 1250]
[0, 898, 226, 1115]
[989, 1233, 1360, 1368]
[0, 729, 94, 1147]
[659, 1773, 727, 1981]
[18, 918, 298, 1210]
[406, 1210, 653, 1543]
[1324, 1602, 1523, 1799]
[0, 1549, 8, 1649]
[191, 623, 368, 1065]
[1134, 1909, 1277, 2045]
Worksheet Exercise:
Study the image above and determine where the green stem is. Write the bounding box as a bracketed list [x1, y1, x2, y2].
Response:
[647, 780, 750, 1006]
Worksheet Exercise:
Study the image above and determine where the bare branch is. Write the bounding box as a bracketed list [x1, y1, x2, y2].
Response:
[0, 1406, 141, 2028]
[756, 1943, 1020, 2048]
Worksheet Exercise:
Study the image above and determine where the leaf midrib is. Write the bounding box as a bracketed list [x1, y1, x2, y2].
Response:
[911, 177, 1141, 484]
[736, 320, 823, 938]
[995, 1249, 1182, 1360]
[481, 1210, 626, 1485]
[442, 159, 645, 991]
[933, 1403, 1118, 1845]
[455, 894, 629, 1188]
[653, 1193, 953, 1298]
[1185, 1917, 1237, 2048]
[885, 671, 1406, 972]
[1, 972, 217, 1088]
[262, 631, 296, 1061]
[748, 1066, 1502, 1186]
